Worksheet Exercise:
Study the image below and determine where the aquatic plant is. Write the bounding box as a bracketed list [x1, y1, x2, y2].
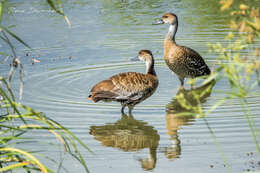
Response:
[0, 0, 90, 172]
[175, 0, 260, 172]
[211, 0, 260, 159]
[0, 77, 91, 172]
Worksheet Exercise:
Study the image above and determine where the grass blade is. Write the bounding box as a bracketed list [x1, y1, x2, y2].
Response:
[0, 0, 5, 24]
[0, 25, 31, 49]
[0, 162, 30, 172]
[0, 148, 48, 173]
[46, 0, 64, 15]
[46, 0, 71, 28]
[0, 51, 9, 56]
[204, 118, 232, 173]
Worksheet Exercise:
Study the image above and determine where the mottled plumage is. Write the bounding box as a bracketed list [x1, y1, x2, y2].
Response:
[88, 50, 158, 114]
[155, 13, 210, 86]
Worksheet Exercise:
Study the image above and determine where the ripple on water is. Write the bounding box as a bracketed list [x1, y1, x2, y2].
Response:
[23, 59, 260, 114]
[3, 0, 260, 172]
[21, 55, 260, 173]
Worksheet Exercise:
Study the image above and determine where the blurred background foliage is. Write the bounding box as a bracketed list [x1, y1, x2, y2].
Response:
[178, 1, 260, 172]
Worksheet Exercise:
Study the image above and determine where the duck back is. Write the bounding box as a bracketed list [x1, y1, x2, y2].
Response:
[89, 72, 158, 104]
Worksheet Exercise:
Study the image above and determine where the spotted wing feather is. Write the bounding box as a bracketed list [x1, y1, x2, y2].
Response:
[181, 46, 211, 77]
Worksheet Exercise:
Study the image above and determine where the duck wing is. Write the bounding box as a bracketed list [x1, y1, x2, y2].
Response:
[88, 79, 120, 102]
[181, 46, 211, 77]
[89, 72, 158, 102]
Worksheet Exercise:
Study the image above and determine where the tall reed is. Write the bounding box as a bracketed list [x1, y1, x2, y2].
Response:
[0, 1, 90, 172]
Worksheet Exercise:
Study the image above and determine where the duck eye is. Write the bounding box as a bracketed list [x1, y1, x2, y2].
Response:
[163, 16, 168, 18]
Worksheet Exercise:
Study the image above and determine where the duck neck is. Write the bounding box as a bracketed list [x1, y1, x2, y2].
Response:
[146, 58, 156, 76]
[166, 22, 178, 42]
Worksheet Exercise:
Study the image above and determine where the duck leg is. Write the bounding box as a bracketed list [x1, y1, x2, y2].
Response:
[178, 77, 184, 87]
[128, 105, 134, 115]
[121, 104, 126, 114]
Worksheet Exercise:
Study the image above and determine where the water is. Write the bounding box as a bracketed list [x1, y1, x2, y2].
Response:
[1, 0, 260, 172]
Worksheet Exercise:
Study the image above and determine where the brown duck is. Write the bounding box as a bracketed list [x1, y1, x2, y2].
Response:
[88, 50, 158, 114]
[154, 13, 210, 87]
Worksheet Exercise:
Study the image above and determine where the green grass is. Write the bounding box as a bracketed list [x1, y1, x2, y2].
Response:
[0, 1, 90, 172]
[0, 77, 91, 172]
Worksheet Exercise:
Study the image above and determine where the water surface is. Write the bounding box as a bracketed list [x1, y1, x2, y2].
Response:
[1, 0, 260, 172]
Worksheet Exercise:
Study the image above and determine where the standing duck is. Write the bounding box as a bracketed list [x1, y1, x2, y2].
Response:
[154, 13, 210, 87]
[88, 50, 158, 114]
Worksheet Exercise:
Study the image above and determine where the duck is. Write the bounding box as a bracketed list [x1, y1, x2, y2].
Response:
[88, 50, 158, 114]
[154, 13, 211, 87]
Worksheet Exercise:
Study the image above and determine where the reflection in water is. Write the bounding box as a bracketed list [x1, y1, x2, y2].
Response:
[89, 114, 160, 171]
[164, 80, 216, 159]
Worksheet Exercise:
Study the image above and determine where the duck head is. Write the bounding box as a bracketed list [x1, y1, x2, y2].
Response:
[154, 13, 179, 41]
[154, 13, 178, 25]
[131, 50, 156, 75]
[131, 50, 153, 62]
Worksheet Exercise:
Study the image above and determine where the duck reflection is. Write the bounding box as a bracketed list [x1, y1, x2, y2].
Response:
[164, 80, 216, 159]
[89, 114, 160, 171]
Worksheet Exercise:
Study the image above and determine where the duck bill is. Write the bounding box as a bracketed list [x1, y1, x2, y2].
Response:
[130, 56, 140, 61]
[152, 19, 164, 25]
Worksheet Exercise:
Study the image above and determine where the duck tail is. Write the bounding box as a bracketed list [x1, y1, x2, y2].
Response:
[88, 95, 93, 100]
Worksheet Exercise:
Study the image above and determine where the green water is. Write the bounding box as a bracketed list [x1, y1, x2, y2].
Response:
[1, 0, 260, 172]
